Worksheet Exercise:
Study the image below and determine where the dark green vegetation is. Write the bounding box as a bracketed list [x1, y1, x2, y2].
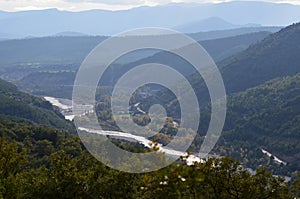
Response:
[0, 22, 299, 198]
[219, 22, 300, 94]
[0, 119, 299, 198]
[1, 78, 299, 198]
[192, 23, 300, 175]
[0, 79, 74, 131]
[214, 74, 300, 175]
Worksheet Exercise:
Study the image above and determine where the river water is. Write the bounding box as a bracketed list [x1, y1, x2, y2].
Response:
[44, 96, 203, 165]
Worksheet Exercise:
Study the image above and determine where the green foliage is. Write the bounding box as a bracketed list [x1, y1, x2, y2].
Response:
[290, 173, 300, 197]
[137, 73, 299, 175]
[138, 158, 292, 199]
[0, 111, 296, 198]
[0, 138, 28, 199]
[213, 74, 300, 175]
[0, 78, 74, 131]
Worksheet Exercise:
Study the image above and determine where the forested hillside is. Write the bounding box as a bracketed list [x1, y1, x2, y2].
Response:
[215, 74, 300, 175]
[136, 23, 300, 175]
[0, 78, 74, 131]
[0, 72, 299, 198]
[220, 22, 300, 94]
[109, 23, 300, 108]
[186, 22, 300, 104]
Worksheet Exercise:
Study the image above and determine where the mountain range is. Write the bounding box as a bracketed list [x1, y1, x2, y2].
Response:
[4, 30, 272, 98]
[0, 9, 299, 176]
[0, 1, 299, 38]
[174, 17, 261, 33]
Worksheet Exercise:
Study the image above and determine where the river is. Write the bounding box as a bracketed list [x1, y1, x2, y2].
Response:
[44, 96, 202, 165]
[44, 96, 290, 177]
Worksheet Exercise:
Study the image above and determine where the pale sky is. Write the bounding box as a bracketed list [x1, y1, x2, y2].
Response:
[0, 0, 299, 12]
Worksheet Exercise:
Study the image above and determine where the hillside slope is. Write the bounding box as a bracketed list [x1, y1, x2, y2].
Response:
[186, 22, 300, 103]
[0, 78, 74, 131]
[220, 22, 300, 93]
[218, 74, 300, 174]
[136, 23, 300, 173]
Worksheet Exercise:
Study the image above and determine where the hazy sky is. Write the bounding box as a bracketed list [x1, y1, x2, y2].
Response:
[0, 0, 299, 12]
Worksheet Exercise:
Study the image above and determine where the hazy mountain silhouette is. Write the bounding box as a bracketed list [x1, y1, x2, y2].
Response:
[11, 31, 271, 98]
[0, 1, 299, 37]
[174, 17, 260, 33]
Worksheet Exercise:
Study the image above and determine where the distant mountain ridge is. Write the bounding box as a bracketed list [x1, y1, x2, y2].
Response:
[0, 1, 299, 37]
[53, 31, 88, 37]
[174, 17, 261, 33]
[13, 31, 272, 98]
[189, 26, 281, 41]
[0, 29, 273, 67]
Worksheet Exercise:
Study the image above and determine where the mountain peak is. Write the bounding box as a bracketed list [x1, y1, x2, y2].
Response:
[174, 17, 239, 33]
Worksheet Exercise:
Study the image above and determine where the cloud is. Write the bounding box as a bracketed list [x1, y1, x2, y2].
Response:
[0, 0, 145, 11]
[71, 0, 147, 5]
[0, 0, 299, 12]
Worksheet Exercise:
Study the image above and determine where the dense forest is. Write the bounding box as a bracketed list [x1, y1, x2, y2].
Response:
[0, 78, 74, 131]
[0, 69, 299, 198]
[214, 74, 300, 175]
[0, 117, 300, 198]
